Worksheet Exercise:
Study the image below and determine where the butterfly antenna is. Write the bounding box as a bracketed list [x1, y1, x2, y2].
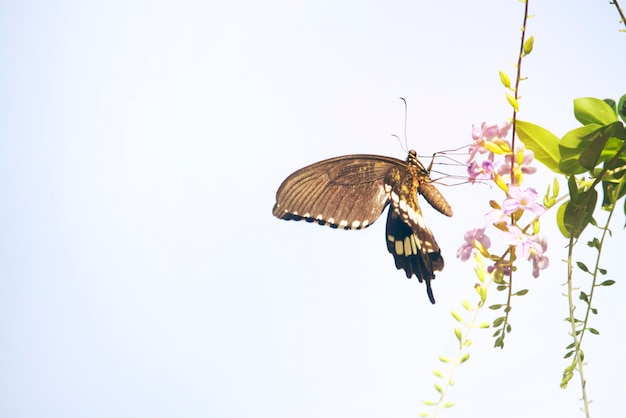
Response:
[399, 97, 409, 151]
[391, 133, 405, 151]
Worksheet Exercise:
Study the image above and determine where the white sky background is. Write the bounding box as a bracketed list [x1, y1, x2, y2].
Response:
[1, 1, 625, 417]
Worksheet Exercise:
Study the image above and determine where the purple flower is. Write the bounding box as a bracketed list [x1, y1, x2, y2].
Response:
[501, 185, 546, 216]
[468, 159, 497, 183]
[498, 147, 537, 177]
[484, 208, 507, 226]
[457, 227, 491, 261]
[501, 226, 549, 278]
[501, 226, 534, 259]
[529, 236, 549, 278]
[468, 121, 511, 162]
[472, 121, 511, 142]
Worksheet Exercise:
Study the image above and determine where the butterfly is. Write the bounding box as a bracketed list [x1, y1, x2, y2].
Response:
[273, 150, 452, 304]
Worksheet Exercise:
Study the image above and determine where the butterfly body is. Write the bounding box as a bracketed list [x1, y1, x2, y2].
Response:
[273, 150, 452, 304]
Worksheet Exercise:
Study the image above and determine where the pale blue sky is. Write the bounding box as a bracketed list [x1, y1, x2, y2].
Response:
[1, 1, 625, 417]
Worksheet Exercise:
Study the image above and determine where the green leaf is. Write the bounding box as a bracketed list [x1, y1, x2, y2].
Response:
[576, 261, 589, 273]
[563, 187, 598, 238]
[618, 94, 626, 123]
[579, 127, 610, 170]
[513, 289, 529, 296]
[574, 97, 617, 125]
[460, 353, 470, 363]
[515, 120, 561, 172]
[567, 173, 579, 199]
[579, 291, 589, 303]
[432, 370, 443, 378]
[579, 122, 626, 171]
[587, 237, 600, 249]
[604, 98, 616, 111]
[493, 316, 504, 327]
[443, 402, 455, 408]
[591, 308, 598, 314]
[556, 200, 570, 238]
[564, 350, 574, 359]
[599, 279, 616, 286]
[489, 304, 503, 310]
[588, 328, 600, 335]
[559, 125, 602, 175]
[494, 336, 504, 348]
[601, 159, 626, 211]
[439, 356, 450, 363]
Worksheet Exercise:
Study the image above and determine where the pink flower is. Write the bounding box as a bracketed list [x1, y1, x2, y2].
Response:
[468, 160, 497, 183]
[484, 208, 507, 225]
[501, 185, 546, 216]
[501, 226, 536, 259]
[468, 121, 512, 162]
[529, 236, 549, 278]
[498, 147, 537, 177]
[457, 227, 491, 261]
[501, 226, 549, 277]
[472, 121, 511, 142]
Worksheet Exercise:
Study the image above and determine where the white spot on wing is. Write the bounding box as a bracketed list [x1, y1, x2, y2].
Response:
[399, 199, 407, 213]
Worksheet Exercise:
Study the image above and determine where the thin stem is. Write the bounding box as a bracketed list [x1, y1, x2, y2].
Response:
[510, 0, 530, 182]
[578, 208, 615, 350]
[431, 288, 490, 417]
[566, 238, 590, 417]
[610, 0, 626, 30]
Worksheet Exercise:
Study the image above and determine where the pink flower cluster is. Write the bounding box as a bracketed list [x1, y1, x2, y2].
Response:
[458, 122, 549, 278]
